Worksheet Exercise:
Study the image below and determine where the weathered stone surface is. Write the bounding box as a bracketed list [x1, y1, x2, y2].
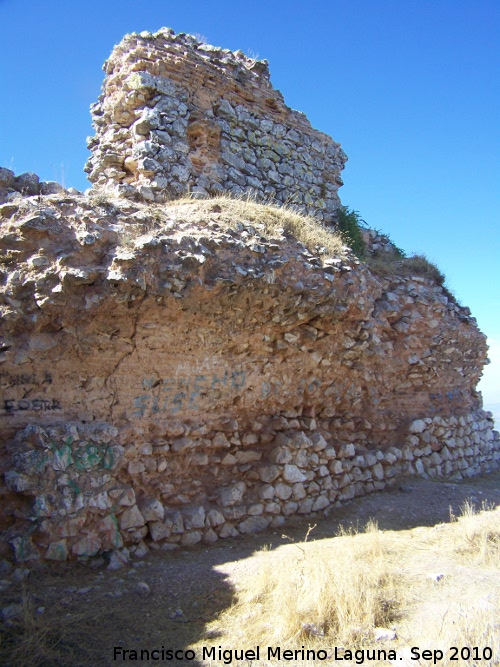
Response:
[138, 498, 164, 522]
[274, 483, 293, 500]
[238, 516, 269, 534]
[181, 531, 202, 546]
[312, 495, 330, 511]
[181, 505, 205, 530]
[283, 464, 307, 483]
[72, 534, 101, 557]
[45, 539, 68, 561]
[148, 521, 170, 542]
[164, 510, 184, 534]
[118, 506, 145, 530]
[219, 483, 246, 507]
[206, 509, 225, 527]
[258, 466, 281, 483]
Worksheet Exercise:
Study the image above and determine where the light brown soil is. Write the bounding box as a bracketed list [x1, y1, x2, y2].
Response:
[1, 471, 499, 667]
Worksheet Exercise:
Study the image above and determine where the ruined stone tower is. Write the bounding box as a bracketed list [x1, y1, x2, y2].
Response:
[85, 28, 347, 222]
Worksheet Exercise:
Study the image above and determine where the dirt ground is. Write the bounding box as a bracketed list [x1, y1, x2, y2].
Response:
[1, 471, 500, 667]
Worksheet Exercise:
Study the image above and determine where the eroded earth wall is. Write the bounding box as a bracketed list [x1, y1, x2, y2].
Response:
[84, 28, 347, 221]
[0, 192, 498, 563]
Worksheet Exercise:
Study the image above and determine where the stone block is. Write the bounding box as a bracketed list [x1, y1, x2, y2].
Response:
[258, 465, 280, 483]
[138, 498, 164, 522]
[181, 531, 202, 546]
[283, 464, 306, 483]
[274, 482, 293, 500]
[238, 516, 268, 534]
[181, 505, 205, 529]
[206, 509, 225, 527]
[118, 505, 145, 530]
[219, 482, 246, 507]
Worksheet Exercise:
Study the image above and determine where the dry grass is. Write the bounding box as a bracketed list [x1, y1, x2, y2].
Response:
[367, 252, 446, 285]
[165, 193, 348, 258]
[0, 588, 108, 667]
[196, 505, 500, 666]
[200, 521, 399, 651]
[96, 190, 348, 259]
[455, 500, 500, 566]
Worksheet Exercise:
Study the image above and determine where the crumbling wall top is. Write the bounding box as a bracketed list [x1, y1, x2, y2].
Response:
[85, 28, 347, 222]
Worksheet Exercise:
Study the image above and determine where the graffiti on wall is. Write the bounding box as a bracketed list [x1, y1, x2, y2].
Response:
[133, 371, 246, 416]
[132, 371, 325, 417]
[4, 398, 61, 414]
[0, 371, 53, 387]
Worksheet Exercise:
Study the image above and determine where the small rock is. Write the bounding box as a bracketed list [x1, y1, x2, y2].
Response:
[89, 557, 106, 569]
[135, 581, 151, 597]
[374, 627, 397, 641]
[301, 622, 324, 637]
[398, 484, 413, 493]
[238, 516, 268, 534]
[2, 603, 23, 622]
[77, 586, 92, 594]
[107, 550, 128, 570]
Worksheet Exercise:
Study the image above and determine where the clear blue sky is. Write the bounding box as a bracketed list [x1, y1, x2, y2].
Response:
[1, 0, 499, 419]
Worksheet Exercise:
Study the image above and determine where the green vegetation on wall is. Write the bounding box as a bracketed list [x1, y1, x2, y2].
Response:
[336, 206, 366, 259]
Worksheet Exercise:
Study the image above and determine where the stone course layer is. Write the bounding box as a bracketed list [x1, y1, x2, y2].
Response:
[0, 191, 498, 563]
[85, 28, 347, 221]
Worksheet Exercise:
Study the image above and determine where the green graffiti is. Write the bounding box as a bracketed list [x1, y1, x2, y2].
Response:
[67, 479, 81, 496]
[34, 451, 50, 472]
[102, 446, 115, 470]
[109, 513, 122, 547]
[74, 443, 103, 470]
[54, 445, 74, 469]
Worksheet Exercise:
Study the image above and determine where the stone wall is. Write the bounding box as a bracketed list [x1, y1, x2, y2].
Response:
[6, 410, 498, 563]
[0, 167, 78, 203]
[84, 28, 347, 221]
[0, 190, 498, 563]
[1, 28, 498, 565]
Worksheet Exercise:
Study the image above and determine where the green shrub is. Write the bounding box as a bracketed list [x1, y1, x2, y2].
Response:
[402, 253, 446, 285]
[336, 206, 366, 259]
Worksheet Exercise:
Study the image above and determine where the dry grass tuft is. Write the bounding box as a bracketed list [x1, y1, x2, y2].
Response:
[105, 191, 347, 258]
[455, 500, 500, 566]
[202, 521, 399, 649]
[0, 588, 107, 667]
[167, 193, 348, 258]
[367, 252, 446, 285]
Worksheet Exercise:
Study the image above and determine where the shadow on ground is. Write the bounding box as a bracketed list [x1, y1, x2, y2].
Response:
[1, 472, 499, 666]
